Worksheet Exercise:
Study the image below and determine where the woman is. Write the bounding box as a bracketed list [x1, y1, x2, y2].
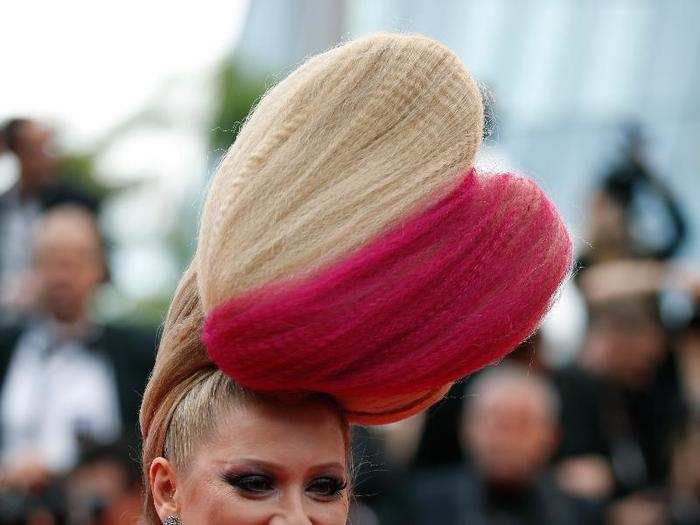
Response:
[139, 33, 572, 524]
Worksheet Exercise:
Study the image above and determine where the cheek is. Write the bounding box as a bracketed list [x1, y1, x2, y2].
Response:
[179, 480, 261, 524]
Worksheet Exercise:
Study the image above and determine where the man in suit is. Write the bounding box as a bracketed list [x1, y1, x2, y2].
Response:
[408, 364, 602, 525]
[0, 205, 153, 494]
[0, 118, 97, 317]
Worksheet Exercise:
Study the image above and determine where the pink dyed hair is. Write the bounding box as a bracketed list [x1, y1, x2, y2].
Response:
[203, 169, 572, 424]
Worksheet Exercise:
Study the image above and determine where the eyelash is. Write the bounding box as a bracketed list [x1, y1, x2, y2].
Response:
[224, 473, 347, 501]
[225, 473, 273, 496]
[308, 477, 348, 499]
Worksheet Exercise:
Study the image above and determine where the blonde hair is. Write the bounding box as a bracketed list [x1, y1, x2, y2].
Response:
[197, 32, 482, 309]
[163, 369, 347, 472]
[162, 369, 245, 472]
[140, 32, 483, 523]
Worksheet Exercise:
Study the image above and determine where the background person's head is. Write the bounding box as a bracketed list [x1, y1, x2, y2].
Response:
[33, 205, 105, 324]
[583, 297, 666, 389]
[461, 365, 560, 488]
[2, 118, 58, 193]
[66, 440, 143, 524]
[148, 370, 350, 524]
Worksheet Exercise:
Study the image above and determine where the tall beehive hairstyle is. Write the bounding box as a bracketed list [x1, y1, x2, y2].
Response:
[140, 30, 571, 510]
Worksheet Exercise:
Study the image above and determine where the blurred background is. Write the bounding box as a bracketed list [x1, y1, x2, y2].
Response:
[0, 0, 699, 523]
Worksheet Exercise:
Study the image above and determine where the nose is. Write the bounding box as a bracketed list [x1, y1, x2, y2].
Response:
[269, 514, 312, 525]
[268, 496, 313, 525]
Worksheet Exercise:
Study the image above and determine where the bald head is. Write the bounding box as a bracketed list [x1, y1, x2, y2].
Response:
[34, 206, 105, 323]
[35, 205, 101, 252]
[462, 365, 560, 486]
[466, 366, 560, 423]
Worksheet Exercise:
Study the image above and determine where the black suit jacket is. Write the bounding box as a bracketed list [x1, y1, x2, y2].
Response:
[407, 467, 603, 525]
[0, 322, 155, 453]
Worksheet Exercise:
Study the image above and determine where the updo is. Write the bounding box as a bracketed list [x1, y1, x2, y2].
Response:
[140, 32, 571, 524]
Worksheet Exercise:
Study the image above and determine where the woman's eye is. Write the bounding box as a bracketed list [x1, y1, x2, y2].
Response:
[225, 474, 275, 495]
[306, 477, 347, 500]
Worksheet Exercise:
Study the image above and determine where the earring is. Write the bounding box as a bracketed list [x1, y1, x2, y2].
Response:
[164, 517, 181, 525]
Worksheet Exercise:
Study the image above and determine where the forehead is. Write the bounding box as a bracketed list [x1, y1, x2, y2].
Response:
[35, 211, 101, 254]
[471, 382, 551, 419]
[198, 398, 347, 471]
[20, 121, 53, 143]
[589, 298, 658, 327]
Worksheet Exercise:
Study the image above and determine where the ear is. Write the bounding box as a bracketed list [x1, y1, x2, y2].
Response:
[150, 457, 179, 521]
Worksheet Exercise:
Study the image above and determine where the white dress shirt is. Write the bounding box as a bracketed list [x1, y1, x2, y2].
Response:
[0, 320, 122, 473]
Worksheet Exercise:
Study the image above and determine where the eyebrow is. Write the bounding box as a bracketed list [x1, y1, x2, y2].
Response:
[223, 458, 346, 476]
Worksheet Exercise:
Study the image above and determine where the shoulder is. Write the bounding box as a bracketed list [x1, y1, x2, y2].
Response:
[99, 323, 157, 344]
[0, 322, 28, 383]
[536, 476, 605, 525]
[0, 320, 23, 340]
[0, 187, 13, 207]
[0, 322, 27, 353]
[406, 466, 478, 525]
[93, 323, 158, 369]
[408, 466, 474, 504]
[551, 364, 602, 400]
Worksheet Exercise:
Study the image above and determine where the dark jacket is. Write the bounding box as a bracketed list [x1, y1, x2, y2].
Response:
[0, 322, 155, 451]
[553, 359, 687, 495]
[407, 467, 603, 525]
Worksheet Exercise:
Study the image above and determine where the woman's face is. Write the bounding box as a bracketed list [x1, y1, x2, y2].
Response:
[152, 398, 349, 524]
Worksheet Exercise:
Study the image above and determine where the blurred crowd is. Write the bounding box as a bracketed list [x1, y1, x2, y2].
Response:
[0, 117, 698, 525]
[348, 127, 700, 525]
[0, 119, 154, 524]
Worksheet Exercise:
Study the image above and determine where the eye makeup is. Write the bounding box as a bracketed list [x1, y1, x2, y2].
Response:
[223, 471, 275, 498]
[305, 476, 348, 501]
[221, 468, 348, 502]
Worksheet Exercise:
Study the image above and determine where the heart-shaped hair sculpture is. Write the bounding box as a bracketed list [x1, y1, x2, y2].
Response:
[191, 33, 572, 424]
[203, 167, 571, 424]
[143, 32, 572, 438]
